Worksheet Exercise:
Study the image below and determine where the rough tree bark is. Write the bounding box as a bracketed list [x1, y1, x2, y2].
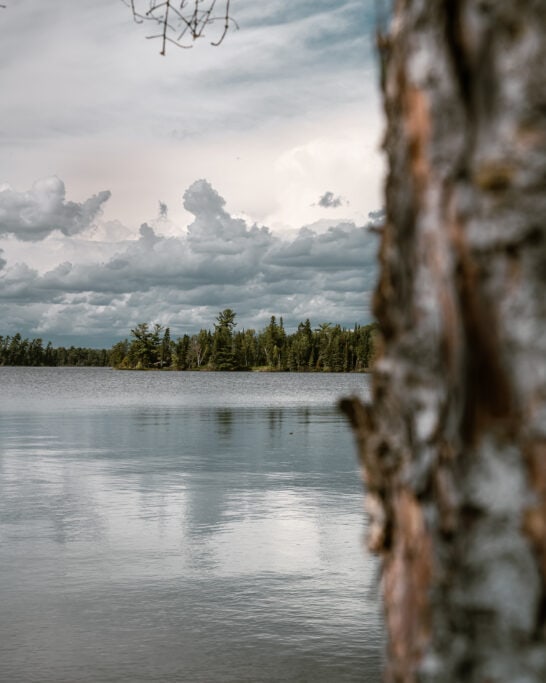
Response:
[342, 2, 546, 682]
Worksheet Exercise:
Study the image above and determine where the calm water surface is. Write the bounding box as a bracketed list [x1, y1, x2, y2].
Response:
[0, 368, 383, 682]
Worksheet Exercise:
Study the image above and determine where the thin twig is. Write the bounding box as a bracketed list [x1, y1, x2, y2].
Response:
[123, 0, 236, 53]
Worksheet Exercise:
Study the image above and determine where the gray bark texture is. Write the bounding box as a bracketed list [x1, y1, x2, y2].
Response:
[341, 1, 546, 681]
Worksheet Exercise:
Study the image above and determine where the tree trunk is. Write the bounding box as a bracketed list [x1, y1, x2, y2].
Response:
[342, 2, 546, 681]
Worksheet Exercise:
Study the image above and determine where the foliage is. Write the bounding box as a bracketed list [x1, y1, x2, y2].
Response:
[0, 334, 110, 367]
[111, 309, 377, 371]
[0, 311, 377, 372]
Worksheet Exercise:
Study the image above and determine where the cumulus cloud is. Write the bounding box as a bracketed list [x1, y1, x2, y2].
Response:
[317, 191, 345, 209]
[368, 209, 385, 223]
[0, 178, 379, 345]
[0, 177, 111, 241]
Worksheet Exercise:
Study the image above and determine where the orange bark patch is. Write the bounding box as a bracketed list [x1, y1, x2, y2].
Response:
[384, 490, 433, 682]
[523, 438, 546, 580]
[445, 185, 516, 442]
[404, 86, 431, 199]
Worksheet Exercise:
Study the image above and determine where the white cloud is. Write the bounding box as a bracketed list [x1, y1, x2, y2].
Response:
[317, 191, 345, 208]
[0, 0, 385, 344]
[0, 0, 383, 231]
[0, 177, 110, 241]
[0, 178, 379, 345]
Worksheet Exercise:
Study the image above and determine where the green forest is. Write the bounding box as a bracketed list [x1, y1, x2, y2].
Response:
[111, 309, 377, 372]
[1, 310, 378, 371]
[0, 334, 110, 367]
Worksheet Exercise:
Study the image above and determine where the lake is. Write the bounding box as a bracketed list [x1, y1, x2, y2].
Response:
[0, 368, 383, 682]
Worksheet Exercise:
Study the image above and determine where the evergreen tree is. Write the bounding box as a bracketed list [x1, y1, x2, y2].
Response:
[105, 312, 376, 373]
[160, 327, 172, 368]
[211, 309, 238, 370]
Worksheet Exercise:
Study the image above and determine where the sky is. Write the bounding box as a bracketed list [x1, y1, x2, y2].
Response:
[0, 0, 386, 347]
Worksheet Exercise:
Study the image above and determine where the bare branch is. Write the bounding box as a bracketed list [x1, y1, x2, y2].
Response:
[211, 0, 239, 47]
[123, 0, 237, 53]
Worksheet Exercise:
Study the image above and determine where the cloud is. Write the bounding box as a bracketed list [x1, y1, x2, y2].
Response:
[0, 249, 6, 271]
[0, 178, 379, 345]
[0, 177, 111, 241]
[0, 0, 378, 145]
[368, 209, 385, 223]
[184, 180, 229, 227]
[317, 191, 345, 208]
[0, 0, 383, 246]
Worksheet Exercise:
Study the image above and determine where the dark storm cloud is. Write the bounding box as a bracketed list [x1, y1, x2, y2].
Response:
[265, 223, 372, 271]
[317, 191, 344, 208]
[0, 179, 379, 343]
[0, 177, 111, 241]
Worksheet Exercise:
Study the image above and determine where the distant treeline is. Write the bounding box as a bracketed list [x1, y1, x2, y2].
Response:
[0, 333, 110, 367]
[0, 311, 378, 371]
[111, 309, 378, 372]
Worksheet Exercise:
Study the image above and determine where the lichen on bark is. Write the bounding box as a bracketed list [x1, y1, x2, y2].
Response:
[342, 2, 546, 681]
